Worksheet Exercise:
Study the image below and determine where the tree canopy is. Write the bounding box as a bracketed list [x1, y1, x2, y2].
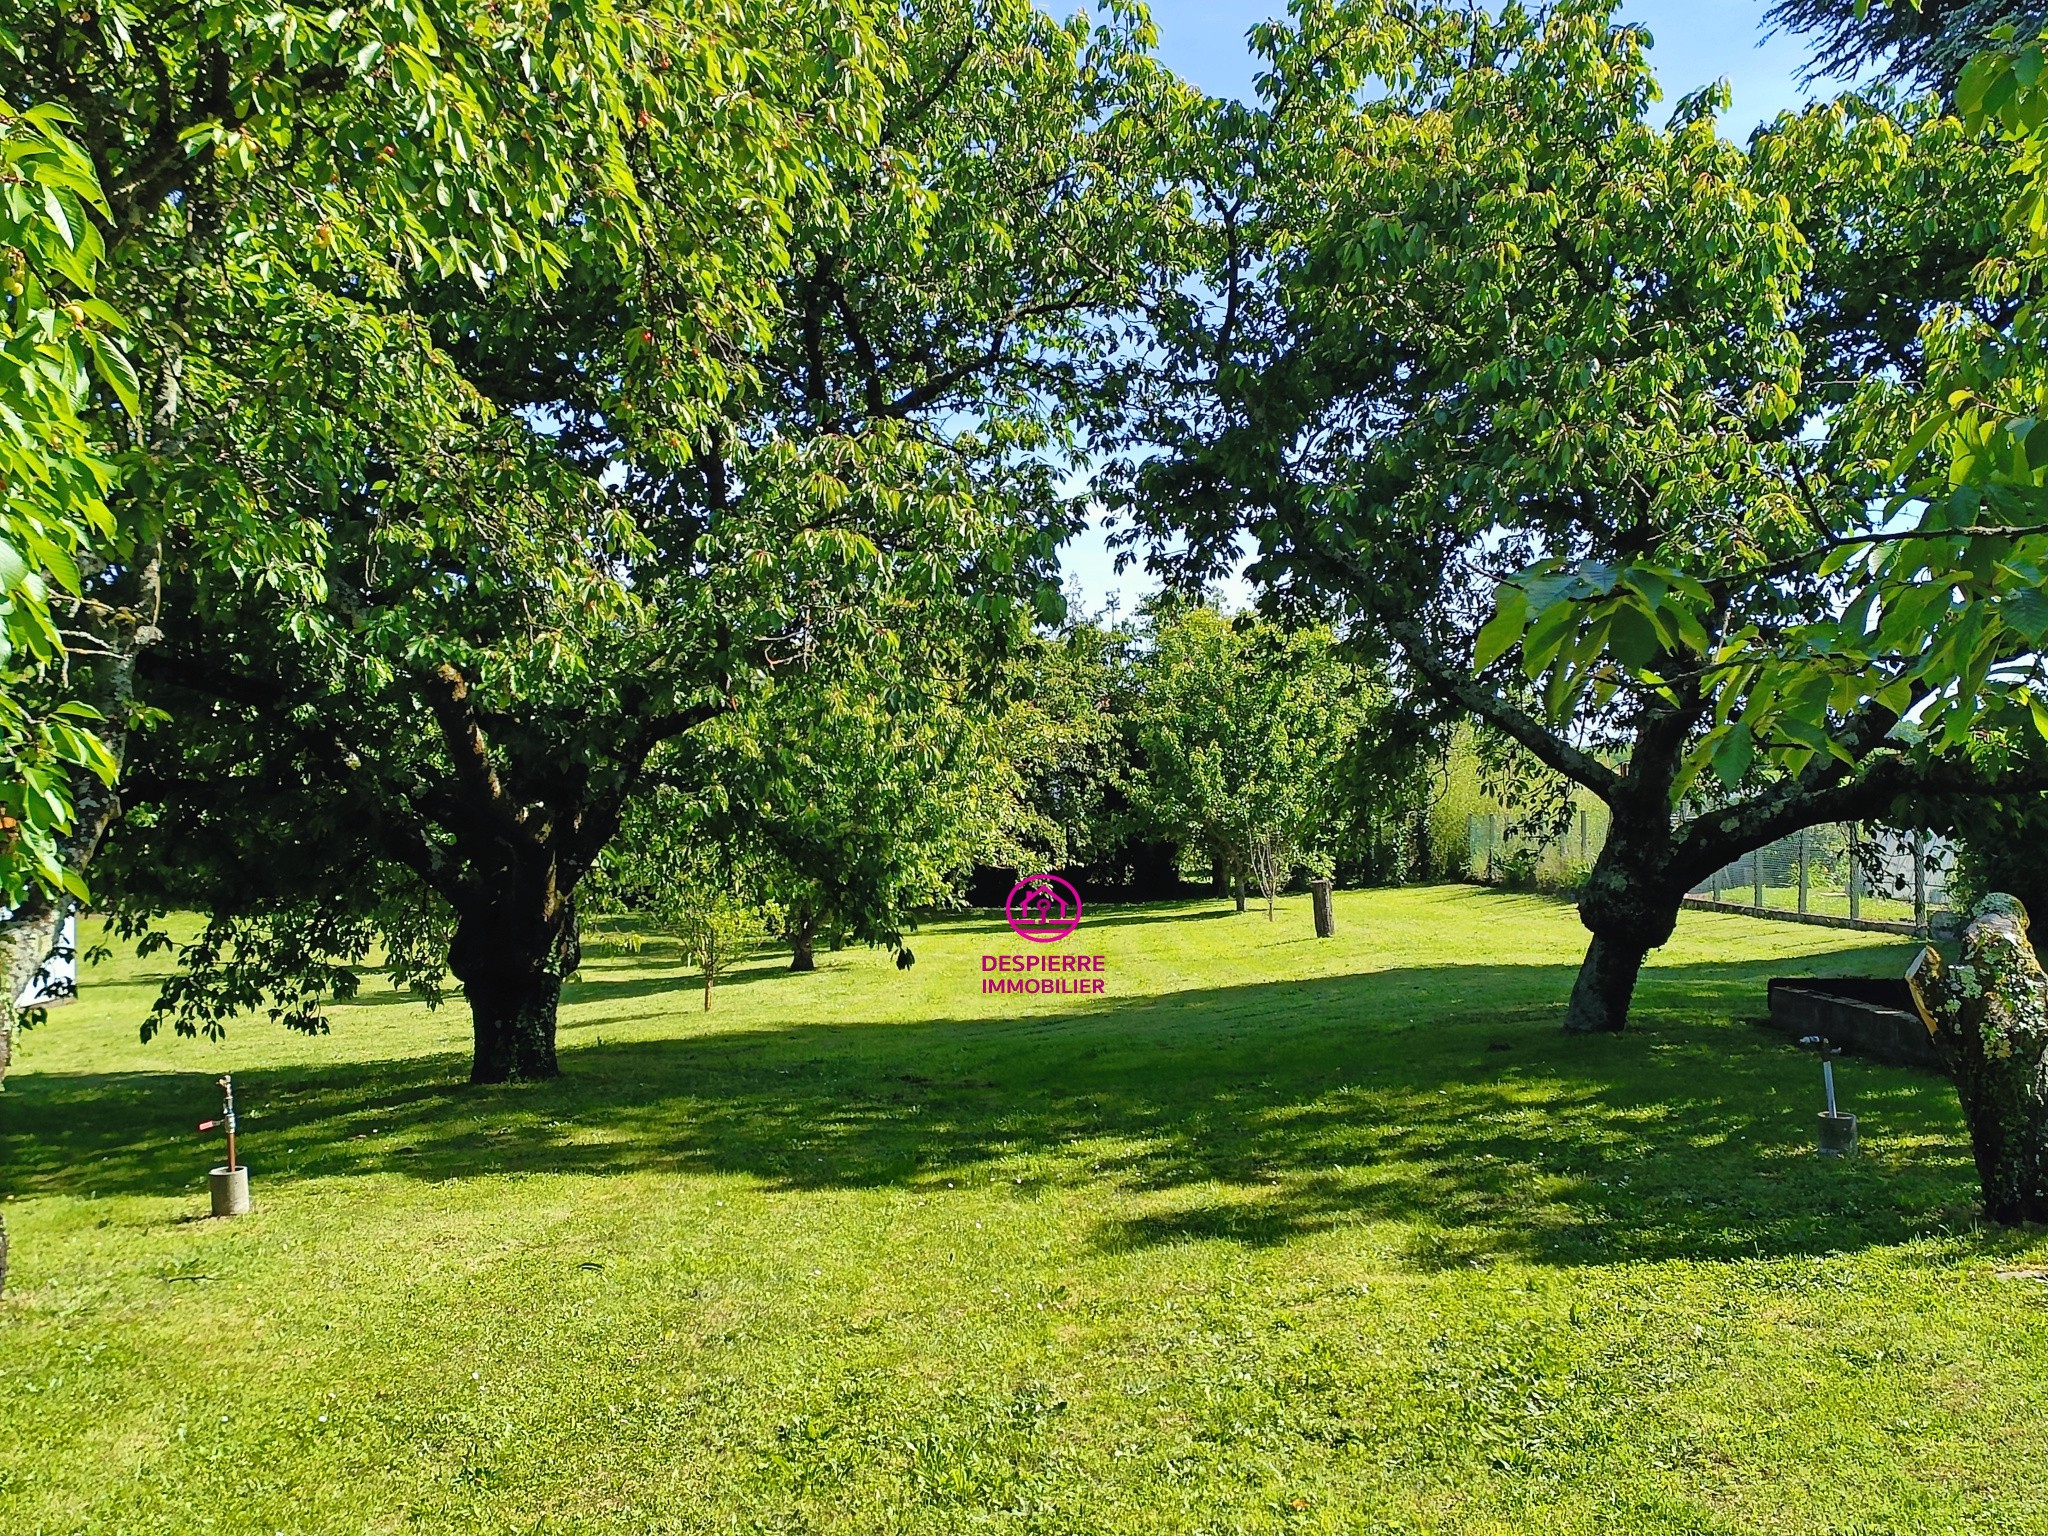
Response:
[1767, 0, 2047, 91]
[2, 0, 893, 1072]
[1108, 0, 2048, 1030]
[15, 0, 2048, 1079]
[91, 0, 1184, 1082]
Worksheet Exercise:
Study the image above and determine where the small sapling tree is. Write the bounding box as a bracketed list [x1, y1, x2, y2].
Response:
[1126, 604, 1371, 916]
[585, 804, 768, 1011]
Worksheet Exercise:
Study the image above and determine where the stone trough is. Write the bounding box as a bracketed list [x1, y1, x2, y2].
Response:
[1763, 976, 1945, 1071]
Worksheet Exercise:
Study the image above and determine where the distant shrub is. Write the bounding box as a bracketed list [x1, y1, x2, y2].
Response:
[1498, 847, 1541, 890]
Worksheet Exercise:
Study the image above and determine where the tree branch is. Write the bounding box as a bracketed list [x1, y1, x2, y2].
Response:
[1386, 616, 1627, 800]
[420, 663, 537, 849]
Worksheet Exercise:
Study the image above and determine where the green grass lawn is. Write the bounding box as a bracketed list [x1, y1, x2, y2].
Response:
[3, 886, 2042, 1535]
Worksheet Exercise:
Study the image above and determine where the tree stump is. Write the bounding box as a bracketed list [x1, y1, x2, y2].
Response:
[1310, 878, 1335, 939]
[1907, 894, 2048, 1224]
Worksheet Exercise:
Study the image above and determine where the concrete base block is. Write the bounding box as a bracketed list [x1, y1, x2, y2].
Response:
[209, 1165, 251, 1218]
[1817, 1113, 1858, 1158]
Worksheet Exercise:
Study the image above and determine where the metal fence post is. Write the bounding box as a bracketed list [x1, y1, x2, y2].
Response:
[1797, 828, 1809, 915]
[1914, 829, 1929, 936]
[1753, 848, 1765, 911]
[1848, 822, 1862, 921]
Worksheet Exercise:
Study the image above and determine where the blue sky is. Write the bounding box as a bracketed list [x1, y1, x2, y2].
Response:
[1143, 0, 1824, 123]
[1063, 0, 1839, 616]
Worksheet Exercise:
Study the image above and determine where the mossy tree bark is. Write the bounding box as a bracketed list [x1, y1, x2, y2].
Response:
[1909, 897, 2048, 1224]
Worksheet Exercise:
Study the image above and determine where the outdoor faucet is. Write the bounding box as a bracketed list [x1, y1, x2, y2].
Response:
[198, 1074, 239, 1172]
[1798, 1036, 1856, 1156]
[198, 1075, 251, 1216]
[1798, 1036, 1842, 1114]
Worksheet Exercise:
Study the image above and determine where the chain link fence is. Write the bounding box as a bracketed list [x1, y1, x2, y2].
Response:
[1468, 807, 1605, 892]
[1468, 811, 1954, 936]
[1687, 824, 1952, 935]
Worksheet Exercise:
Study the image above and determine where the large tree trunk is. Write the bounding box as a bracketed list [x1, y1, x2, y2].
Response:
[789, 904, 816, 972]
[465, 971, 563, 1084]
[449, 894, 575, 1084]
[1563, 791, 1685, 1034]
[1909, 898, 2048, 1224]
[1563, 932, 1650, 1034]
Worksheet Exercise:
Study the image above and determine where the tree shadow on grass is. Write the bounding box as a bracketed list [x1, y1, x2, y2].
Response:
[559, 948, 806, 1009]
[1, 942, 1980, 1271]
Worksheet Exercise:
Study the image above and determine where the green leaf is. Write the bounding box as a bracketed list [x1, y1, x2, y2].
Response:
[1959, 51, 2008, 122]
[1520, 598, 1579, 681]
[82, 329, 141, 419]
[1710, 722, 1754, 789]
[2003, 587, 2048, 645]
[1606, 600, 1661, 672]
[0, 537, 28, 594]
[1888, 410, 1947, 478]
[39, 179, 72, 248]
[1472, 585, 1530, 670]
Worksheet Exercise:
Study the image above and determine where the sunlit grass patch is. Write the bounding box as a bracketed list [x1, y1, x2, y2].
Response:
[2, 887, 2040, 1535]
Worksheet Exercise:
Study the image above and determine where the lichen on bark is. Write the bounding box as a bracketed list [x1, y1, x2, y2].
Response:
[1909, 894, 2048, 1224]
